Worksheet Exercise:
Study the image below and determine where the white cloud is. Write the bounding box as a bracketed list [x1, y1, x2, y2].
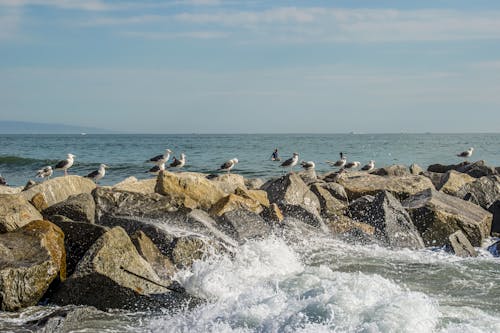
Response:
[122, 30, 229, 39]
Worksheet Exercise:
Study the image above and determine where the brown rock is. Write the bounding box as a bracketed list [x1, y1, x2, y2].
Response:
[131, 231, 176, 280]
[372, 165, 410, 177]
[261, 203, 284, 223]
[444, 230, 478, 257]
[310, 184, 347, 218]
[113, 177, 157, 194]
[0, 193, 43, 233]
[30, 192, 48, 211]
[43, 193, 96, 224]
[438, 170, 476, 196]
[210, 193, 263, 217]
[234, 187, 270, 208]
[210, 173, 247, 194]
[409, 163, 424, 175]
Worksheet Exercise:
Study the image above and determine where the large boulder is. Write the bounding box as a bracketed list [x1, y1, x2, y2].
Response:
[321, 183, 349, 202]
[489, 200, 500, 236]
[112, 177, 157, 194]
[261, 173, 324, 229]
[0, 186, 22, 195]
[43, 193, 96, 224]
[155, 171, 225, 210]
[0, 220, 65, 311]
[437, 170, 476, 196]
[210, 193, 263, 217]
[455, 176, 500, 210]
[402, 189, 492, 247]
[338, 174, 434, 201]
[21, 176, 96, 208]
[297, 168, 318, 185]
[50, 227, 177, 310]
[309, 184, 347, 219]
[372, 165, 410, 177]
[488, 240, 500, 257]
[444, 230, 477, 257]
[245, 178, 264, 190]
[209, 174, 247, 194]
[234, 187, 270, 207]
[456, 160, 497, 179]
[217, 209, 271, 243]
[427, 162, 469, 174]
[348, 191, 424, 249]
[409, 164, 423, 175]
[0, 193, 43, 233]
[422, 171, 446, 189]
[131, 231, 175, 280]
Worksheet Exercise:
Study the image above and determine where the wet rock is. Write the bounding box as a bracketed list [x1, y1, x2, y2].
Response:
[0, 220, 65, 311]
[456, 160, 497, 179]
[427, 162, 469, 174]
[338, 174, 434, 201]
[155, 171, 225, 210]
[321, 182, 349, 202]
[327, 214, 375, 236]
[455, 176, 500, 210]
[422, 171, 446, 189]
[444, 230, 478, 257]
[410, 163, 423, 175]
[372, 165, 410, 177]
[234, 187, 270, 208]
[489, 200, 500, 236]
[112, 177, 157, 194]
[260, 203, 284, 223]
[0, 193, 43, 233]
[403, 188, 492, 247]
[43, 193, 96, 224]
[210, 193, 263, 217]
[245, 178, 264, 190]
[349, 191, 424, 249]
[21, 176, 96, 208]
[310, 183, 347, 218]
[171, 235, 213, 268]
[217, 209, 271, 243]
[437, 170, 476, 195]
[131, 230, 175, 280]
[487, 240, 500, 257]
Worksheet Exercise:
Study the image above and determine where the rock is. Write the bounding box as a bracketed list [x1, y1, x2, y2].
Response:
[210, 193, 263, 217]
[297, 168, 317, 185]
[260, 203, 284, 223]
[422, 171, 446, 189]
[444, 230, 478, 257]
[403, 188, 492, 247]
[338, 174, 435, 201]
[349, 191, 424, 249]
[51, 218, 108, 276]
[261, 173, 324, 229]
[30, 192, 48, 211]
[487, 240, 500, 257]
[410, 163, 423, 175]
[131, 231, 175, 280]
[155, 171, 225, 210]
[427, 162, 469, 174]
[437, 170, 476, 195]
[496, 167, 500, 175]
[245, 178, 264, 190]
[217, 209, 271, 243]
[0, 220, 65, 311]
[321, 170, 345, 183]
[321, 183, 349, 202]
[209, 174, 247, 194]
[372, 165, 410, 176]
[0, 193, 43, 233]
[234, 187, 270, 208]
[0, 186, 22, 195]
[489, 200, 500, 236]
[50, 227, 175, 310]
[171, 235, 213, 268]
[43, 193, 96, 224]
[327, 214, 375, 236]
[455, 176, 500, 210]
[23, 180, 37, 191]
[456, 160, 497, 178]
[309, 183, 347, 218]
[21, 176, 96, 208]
[113, 177, 157, 194]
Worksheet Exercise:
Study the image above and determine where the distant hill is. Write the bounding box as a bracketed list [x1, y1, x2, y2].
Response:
[0, 121, 109, 134]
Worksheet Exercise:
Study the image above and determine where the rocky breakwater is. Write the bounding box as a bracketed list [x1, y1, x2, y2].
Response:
[0, 161, 499, 313]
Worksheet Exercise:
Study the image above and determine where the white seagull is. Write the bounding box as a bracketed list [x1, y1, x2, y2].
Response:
[169, 153, 186, 170]
[219, 158, 238, 173]
[361, 160, 375, 171]
[344, 161, 361, 170]
[36, 166, 53, 180]
[326, 152, 347, 168]
[300, 160, 316, 170]
[85, 164, 108, 183]
[146, 149, 172, 166]
[457, 147, 474, 159]
[55, 153, 75, 176]
[146, 163, 165, 175]
[281, 152, 299, 173]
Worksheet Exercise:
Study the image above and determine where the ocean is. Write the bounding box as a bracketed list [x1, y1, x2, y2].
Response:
[0, 133, 499, 332]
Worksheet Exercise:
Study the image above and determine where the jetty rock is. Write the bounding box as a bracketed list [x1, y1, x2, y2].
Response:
[372, 164, 410, 177]
[444, 230, 478, 257]
[112, 176, 157, 194]
[436, 170, 476, 196]
[0, 193, 43, 233]
[43, 193, 96, 224]
[455, 175, 500, 210]
[0, 186, 22, 195]
[489, 200, 500, 236]
[0, 220, 65, 311]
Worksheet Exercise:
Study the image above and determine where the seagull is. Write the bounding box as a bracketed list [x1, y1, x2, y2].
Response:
[55, 153, 75, 176]
[326, 152, 347, 168]
[169, 153, 186, 170]
[146, 149, 172, 166]
[300, 160, 315, 170]
[344, 161, 361, 170]
[0, 174, 7, 186]
[281, 152, 299, 173]
[85, 164, 108, 183]
[146, 163, 165, 175]
[361, 160, 375, 172]
[219, 158, 238, 174]
[36, 166, 53, 180]
[457, 147, 474, 159]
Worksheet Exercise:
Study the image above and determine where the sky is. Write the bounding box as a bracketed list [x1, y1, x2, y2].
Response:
[1, 0, 500, 133]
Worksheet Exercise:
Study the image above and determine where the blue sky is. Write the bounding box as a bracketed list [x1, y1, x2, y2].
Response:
[1, 0, 500, 133]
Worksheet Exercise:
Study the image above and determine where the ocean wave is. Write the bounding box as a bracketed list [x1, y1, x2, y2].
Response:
[0, 155, 56, 166]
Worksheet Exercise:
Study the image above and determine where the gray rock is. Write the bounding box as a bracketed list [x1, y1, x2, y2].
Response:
[456, 176, 500, 210]
[0, 193, 43, 233]
[427, 162, 469, 174]
[349, 191, 424, 249]
[310, 183, 347, 219]
[488, 200, 500, 236]
[297, 169, 318, 185]
[321, 182, 349, 202]
[403, 188, 492, 247]
[409, 163, 424, 175]
[456, 160, 497, 179]
[217, 209, 271, 243]
[131, 231, 175, 280]
[245, 178, 264, 190]
[444, 230, 478, 257]
[43, 193, 96, 224]
[372, 165, 410, 176]
[487, 240, 500, 257]
[421, 171, 446, 189]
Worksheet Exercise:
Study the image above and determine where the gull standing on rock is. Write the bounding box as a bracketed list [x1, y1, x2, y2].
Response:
[326, 152, 347, 168]
[361, 160, 375, 171]
[281, 153, 299, 173]
[219, 158, 238, 174]
[457, 147, 474, 159]
[85, 164, 108, 183]
[300, 160, 315, 170]
[36, 166, 53, 180]
[146, 163, 165, 175]
[146, 149, 172, 166]
[344, 161, 361, 170]
[55, 154, 75, 176]
[0, 174, 7, 186]
[169, 153, 186, 170]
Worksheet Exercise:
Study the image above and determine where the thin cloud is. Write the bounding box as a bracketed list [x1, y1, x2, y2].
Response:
[122, 30, 229, 40]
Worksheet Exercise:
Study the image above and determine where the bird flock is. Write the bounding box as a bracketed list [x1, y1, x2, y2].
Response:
[0, 147, 476, 186]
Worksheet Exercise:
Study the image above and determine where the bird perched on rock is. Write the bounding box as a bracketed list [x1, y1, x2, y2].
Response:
[36, 166, 53, 180]
[0, 174, 7, 186]
[169, 153, 186, 170]
[344, 161, 361, 170]
[219, 158, 238, 173]
[457, 147, 474, 159]
[326, 152, 347, 168]
[300, 160, 315, 170]
[85, 164, 108, 183]
[281, 153, 299, 173]
[55, 153, 75, 176]
[361, 160, 375, 172]
[146, 149, 172, 166]
[146, 163, 165, 175]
